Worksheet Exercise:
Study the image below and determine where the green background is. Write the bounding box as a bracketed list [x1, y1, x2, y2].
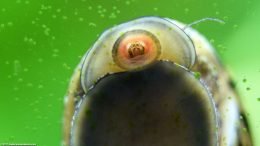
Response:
[0, 0, 259, 145]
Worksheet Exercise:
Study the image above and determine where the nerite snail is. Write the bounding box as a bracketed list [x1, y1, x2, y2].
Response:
[62, 17, 252, 146]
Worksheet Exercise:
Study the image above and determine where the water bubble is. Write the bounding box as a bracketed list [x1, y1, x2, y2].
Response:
[63, 63, 71, 70]
[30, 39, 36, 45]
[44, 28, 50, 36]
[102, 8, 107, 13]
[32, 127, 38, 132]
[217, 44, 227, 54]
[97, 5, 102, 9]
[18, 78, 23, 82]
[153, 7, 158, 11]
[16, 0, 21, 4]
[1, 23, 5, 28]
[38, 10, 43, 15]
[109, 13, 116, 19]
[24, 36, 37, 45]
[116, 10, 120, 14]
[1, 8, 6, 12]
[13, 60, 21, 76]
[100, 14, 105, 18]
[112, 6, 117, 10]
[62, 15, 68, 20]
[47, 122, 52, 127]
[223, 16, 229, 21]
[38, 84, 44, 89]
[74, 11, 78, 16]
[41, 4, 48, 10]
[88, 6, 93, 10]
[14, 97, 20, 101]
[7, 75, 12, 79]
[25, 0, 30, 4]
[78, 17, 84, 22]
[233, 24, 238, 29]
[35, 17, 40, 21]
[52, 53, 58, 58]
[125, 1, 131, 5]
[13, 86, 19, 91]
[7, 22, 13, 26]
[88, 22, 97, 27]
[52, 14, 57, 19]
[58, 97, 63, 101]
[37, 58, 43, 63]
[98, 10, 103, 14]
[24, 125, 30, 130]
[210, 39, 215, 44]
[29, 102, 34, 106]
[23, 68, 29, 72]
[24, 36, 28, 41]
[33, 108, 39, 112]
[184, 8, 189, 13]
[56, 8, 61, 13]
[26, 82, 33, 87]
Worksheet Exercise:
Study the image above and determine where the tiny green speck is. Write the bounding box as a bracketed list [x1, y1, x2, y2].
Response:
[194, 72, 201, 79]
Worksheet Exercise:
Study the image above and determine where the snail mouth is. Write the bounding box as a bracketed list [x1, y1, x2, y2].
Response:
[71, 61, 218, 146]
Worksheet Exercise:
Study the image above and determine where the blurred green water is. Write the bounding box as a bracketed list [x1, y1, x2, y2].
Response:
[0, 0, 259, 145]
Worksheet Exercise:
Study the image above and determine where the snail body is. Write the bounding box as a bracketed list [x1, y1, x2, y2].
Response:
[63, 17, 252, 146]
